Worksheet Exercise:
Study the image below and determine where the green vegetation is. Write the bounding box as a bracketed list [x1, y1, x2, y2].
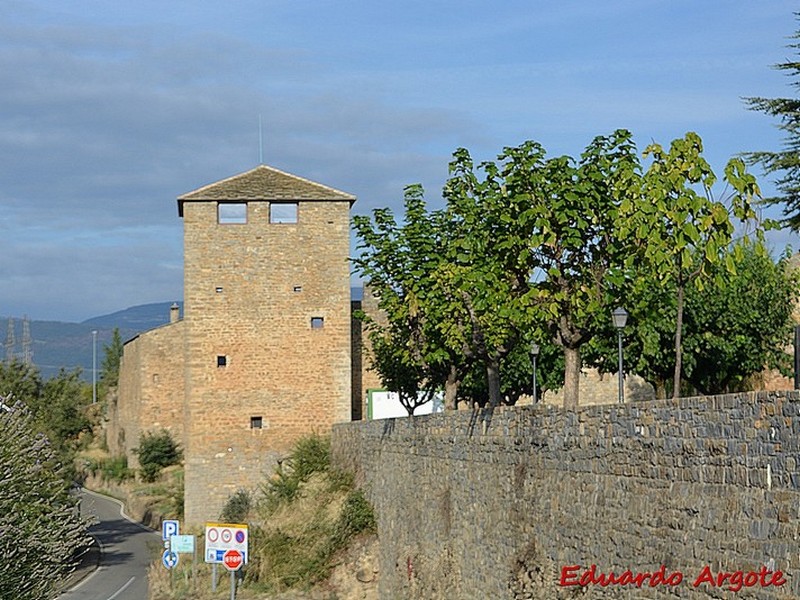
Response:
[354, 130, 781, 406]
[0, 360, 95, 474]
[85, 454, 134, 483]
[0, 399, 91, 600]
[250, 434, 375, 593]
[745, 17, 800, 230]
[134, 429, 183, 482]
[220, 488, 251, 523]
[100, 327, 124, 391]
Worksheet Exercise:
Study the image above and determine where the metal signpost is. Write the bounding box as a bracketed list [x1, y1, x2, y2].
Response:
[205, 522, 249, 597]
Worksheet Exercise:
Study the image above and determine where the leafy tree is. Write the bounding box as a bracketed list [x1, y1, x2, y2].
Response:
[134, 429, 182, 482]
[100, 328, 124, 389]
[0, 361, 91, 465]
[0, 359, 41, 403]
[621, 132, 761, 398]
[744, 19, 800, 230]
[683, 240, 799, 394]
[587, 240, 795, 397]
[438, 147, 539, 407]
[0, 398, 91, 599]
[504, 130, 641, 408]
[353, 185, 459, 413]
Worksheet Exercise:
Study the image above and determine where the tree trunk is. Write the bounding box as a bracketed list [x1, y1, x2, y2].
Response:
[655, 378, 667, 400]
[487, 359, 501, 407]
[673, 283, 685, 400]
[444, 365, 459, 411]
[563, 346, 581, 409]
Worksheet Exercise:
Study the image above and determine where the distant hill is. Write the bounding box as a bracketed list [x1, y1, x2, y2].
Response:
[1, 302, 182, 381]
[2, 291, 362, 381]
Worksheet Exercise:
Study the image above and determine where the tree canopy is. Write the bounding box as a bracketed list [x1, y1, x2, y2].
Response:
[354, 129, 778, 409]
[745, 18, 800, 230]
[0, 397, 91, 599]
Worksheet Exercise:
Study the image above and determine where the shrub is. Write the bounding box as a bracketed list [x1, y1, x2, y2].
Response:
[134, 429, 182, 483]
[262, 434, 329, 507]
[221, 488, 251, 523]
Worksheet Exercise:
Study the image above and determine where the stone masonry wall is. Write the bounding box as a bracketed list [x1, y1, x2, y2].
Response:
[332, 391, 800, 599]
[182, 199, 352, 525]
[114, 321, 185, 467]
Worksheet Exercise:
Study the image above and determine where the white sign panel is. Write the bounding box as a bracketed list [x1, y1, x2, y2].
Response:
[367, 389, 444, 420]
[204, 522, 248, 564]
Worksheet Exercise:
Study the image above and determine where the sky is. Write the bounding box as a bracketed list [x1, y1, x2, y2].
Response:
[2, 1, 799, 322]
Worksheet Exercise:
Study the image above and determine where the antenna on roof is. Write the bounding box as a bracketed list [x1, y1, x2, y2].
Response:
[258, 114, 264, 164]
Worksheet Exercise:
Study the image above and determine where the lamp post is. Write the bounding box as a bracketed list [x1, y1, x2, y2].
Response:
[611, 307, 628, 403]
[92, 330, 97, 404]
[530, 342, 540, 404]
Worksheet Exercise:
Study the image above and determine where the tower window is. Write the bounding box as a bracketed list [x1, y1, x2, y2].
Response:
[218, 203, 247, 224]
[270, 203, 298, 224]
[250, 416, 263, 429]
[311, 317, 324, 329]
[217, 355, 227, 367]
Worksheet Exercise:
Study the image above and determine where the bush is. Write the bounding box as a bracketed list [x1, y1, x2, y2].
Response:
[261, 434, 330, 507]
[88, 455, 134, 483]
[134, 429, 182, 483]
[221, 488, 251, 523]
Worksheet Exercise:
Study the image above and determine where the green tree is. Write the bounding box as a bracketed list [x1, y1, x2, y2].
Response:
[353, 185, 460, 413]
[0, 361, 91, 465]
[100, 328, 124, 389]
[134, 429, 182, 482]
[622, 132, 761, 398]
[587, 240, 794, 398]
[745, 19, 800, 229]
[0, 399, 91, 599]
[683, 240, 799, 394]
[506, 130, 641, 408]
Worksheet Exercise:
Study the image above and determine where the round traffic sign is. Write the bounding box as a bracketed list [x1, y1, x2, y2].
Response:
[222, 549, 243, 572]
[162, 550, 179, 569]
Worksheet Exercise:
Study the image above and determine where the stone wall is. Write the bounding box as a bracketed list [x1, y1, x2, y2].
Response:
[332, 391, 800, 599]
[182, 198, 352, 524]
[113, 321, 185, 467]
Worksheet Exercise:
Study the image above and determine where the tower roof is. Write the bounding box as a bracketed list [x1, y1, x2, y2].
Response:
[177, 164, 356, 216]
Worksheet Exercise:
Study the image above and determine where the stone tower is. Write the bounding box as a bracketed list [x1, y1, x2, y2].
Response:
[177, 164, 355, 524]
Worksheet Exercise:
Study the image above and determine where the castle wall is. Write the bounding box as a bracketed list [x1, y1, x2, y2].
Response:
[332, 391, 800, 599]
[182, 199, 352, 524]
[115, 320, 185, 467]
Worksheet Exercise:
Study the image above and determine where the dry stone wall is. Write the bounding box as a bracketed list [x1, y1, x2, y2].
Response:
[332, 391, 800, 599]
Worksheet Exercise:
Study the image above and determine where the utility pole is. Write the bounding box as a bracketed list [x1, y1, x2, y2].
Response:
[92, 330, 98, 404]
[5, 318, 15, 362]
[21, 316, 33, 366]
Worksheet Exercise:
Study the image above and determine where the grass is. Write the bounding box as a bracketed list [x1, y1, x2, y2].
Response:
[148, 434, 377, 599]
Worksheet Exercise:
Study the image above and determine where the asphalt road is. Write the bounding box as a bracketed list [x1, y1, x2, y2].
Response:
[59, 489, 160, 600]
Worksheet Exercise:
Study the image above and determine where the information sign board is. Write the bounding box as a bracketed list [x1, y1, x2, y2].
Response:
[204, 522, 248, 564]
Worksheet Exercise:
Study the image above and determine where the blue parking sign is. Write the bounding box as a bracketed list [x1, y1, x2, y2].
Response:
[162, 519, 179, 541]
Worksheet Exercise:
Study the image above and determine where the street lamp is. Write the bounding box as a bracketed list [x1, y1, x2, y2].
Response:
[612, 307, 628, 404]
[530, 342, 540, 404]
[92, 330, 98, 404]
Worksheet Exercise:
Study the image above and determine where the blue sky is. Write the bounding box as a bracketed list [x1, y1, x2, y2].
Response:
[1, 1, 799, 321]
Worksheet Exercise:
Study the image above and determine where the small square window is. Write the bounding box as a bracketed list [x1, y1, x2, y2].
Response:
[311, 317, 324, 329]
[250, 416, 263, 429]
[217, 355, 227, 367]
[218, 203, 247, 224]
[270, 203, 298, 224]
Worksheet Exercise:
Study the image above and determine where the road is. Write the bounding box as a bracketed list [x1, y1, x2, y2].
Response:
[59, 489, 160, 600]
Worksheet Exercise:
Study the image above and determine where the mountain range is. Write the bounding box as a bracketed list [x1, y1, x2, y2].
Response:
[1, 302, 182, 380]
[3, 288, 362, 381]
